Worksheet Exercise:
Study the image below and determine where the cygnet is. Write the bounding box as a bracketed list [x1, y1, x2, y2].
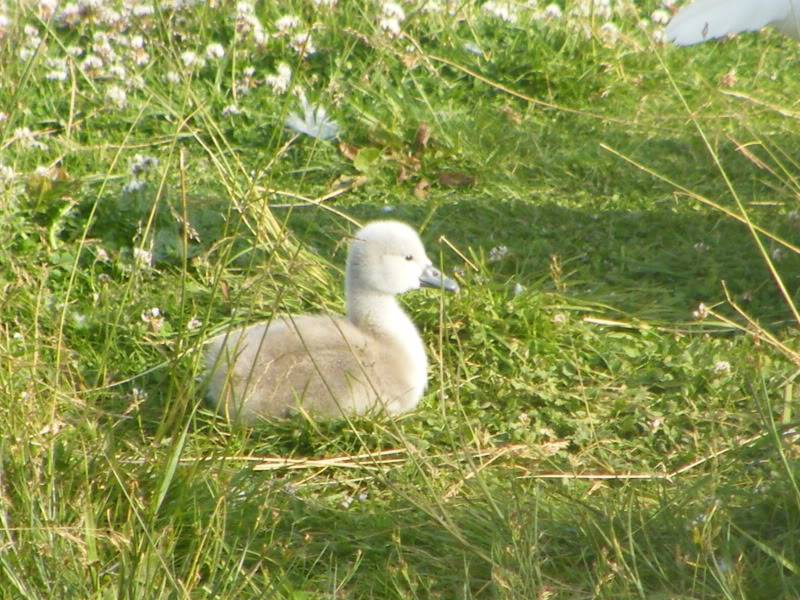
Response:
[204, 220, 459, 423]
[665, 0, 800, 46]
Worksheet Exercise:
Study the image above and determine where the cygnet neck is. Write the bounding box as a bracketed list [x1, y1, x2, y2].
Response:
[346, 287, 410, 338]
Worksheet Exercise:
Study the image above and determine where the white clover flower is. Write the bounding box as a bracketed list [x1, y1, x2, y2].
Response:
[313, 0, 337, 6]
[275, 14, 301, 33]
[130, 154, 159, 176]
[652, 28, 667, 43]
[81, 54, 104, 76]
[290, 31, 316, 56]
[222, 104, 242, 117]
[95, 247, 110, 262]
[205, 42, 225, 60]
[265, 62, 292, 94]
[513, 282, 526, 296]
[285, 97, 340, 141]
[57, 3, 80, 27]
[651, 9, 670, 25]
[187, 317, 202, 331]
[141, 307, 161, 321]
[133, 246, 153, 267]
[599, 22, 620, 45]
[19, 48, 35, 62]
[130, 35, 145, 49]
[381, 1, 405, 20]
[66, 45, 84, 57]
[38, 0, 58, 19]
[0, 163, 17, 192]
[379, 16, 402, 36]
[488, 245, 509, 263]
[236, 1, 254, 15]
[543, 3, 562, 19]
[181, 50, 205, 69]
[165, 70, 180, 84]
[13, 127, 47, 150]
[109, 64, 127, 80]
[713, 361, 731, 375]
[0, 14, 12, 39]
[552, 313, 567, 325]
[0, 112, 7, 123]
[45, 57, 69, 81]
[692, 303, 709, 320]
[123, 178, 145, 193]
[482, 1, 518, 23]
[131, 3, 155, 18]
[105, 84, 127, 109]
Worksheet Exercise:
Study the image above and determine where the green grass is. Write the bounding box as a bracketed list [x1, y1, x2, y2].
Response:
[1, 0, 799, 597]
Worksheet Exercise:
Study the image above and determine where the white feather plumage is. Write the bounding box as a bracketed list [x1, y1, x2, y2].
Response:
[665, 0, 800, 46]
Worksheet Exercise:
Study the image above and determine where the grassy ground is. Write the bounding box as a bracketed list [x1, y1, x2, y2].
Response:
[1, 0, 799, 597]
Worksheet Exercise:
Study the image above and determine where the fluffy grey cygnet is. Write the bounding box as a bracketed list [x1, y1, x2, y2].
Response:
[203, 221, 459, 423]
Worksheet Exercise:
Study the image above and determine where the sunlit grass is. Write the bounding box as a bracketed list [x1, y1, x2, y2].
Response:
[1, 0, 798, 598]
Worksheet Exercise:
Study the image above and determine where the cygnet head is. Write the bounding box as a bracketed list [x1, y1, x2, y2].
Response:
[346, 221, 459, 296]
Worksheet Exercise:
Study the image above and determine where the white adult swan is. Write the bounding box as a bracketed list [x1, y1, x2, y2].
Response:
[666, 0, 800, 46]
[204, 221, 459, 423]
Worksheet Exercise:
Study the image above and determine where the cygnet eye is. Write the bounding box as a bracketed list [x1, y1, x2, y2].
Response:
[404, 254, 413, 261]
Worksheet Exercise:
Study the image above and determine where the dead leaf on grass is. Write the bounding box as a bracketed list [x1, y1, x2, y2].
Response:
[438, 171, 475, 188]
[414, 178, 430, 200]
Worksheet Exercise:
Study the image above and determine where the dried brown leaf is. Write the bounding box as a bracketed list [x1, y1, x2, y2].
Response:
[438, 171, 475, 188]
[414, 178, 430, 200]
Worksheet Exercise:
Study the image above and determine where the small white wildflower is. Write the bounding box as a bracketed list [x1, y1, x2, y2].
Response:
[81, 54, 104, 75]
[599, 22, 620, 45]
[0, 112, 7, 123]
[482, 1, 518, 23]
[108, 64, 127, 80]
[131, 155, 159, 176]
[236, 1, 254, 15]
[24, 24, 40, 39]
[381, 1, 405, 20]
[0, 164, 17, 191]
[651, 9, 670, 25]
[0, 14, 10, 39]
[13, 127, 47, 150]
[290, 31, 316, 56]
[133, 247, 153, 268]
[712, 361, 731, 375]
[771, 247, 786, 262]
[123, 178, 146, 193]
[205, 42, 225, 60]
[39, 0, 59, 19]
[46, 66, 69, 81]
[275, 14, 300, 33]
[265, 62, 292, 94]
[66, 45, 84, 57]
[285, 97, 340, 141]
[222, 103, 242, 117]
[13, 331, 24, 341]
[165, 70, 180, 84]
[187, 317, 202, 331]
[488, 245, 509, 263]
[131, 3, 155, 18]
[652, 28, 667, 44]
[513, 282, 526, 296]
[661, 0, 676, 8]
[19, 47, 35, 62]
[552, 313, 567, 325]
[57, 2, 80, 27]
[543, 3, 562, 19]
[637, 19, 650, 31]
[693, 241, 709, 253]
[131, 387, 148, 402]
[34, 165, 55, 179]
[340, 495, 353, 509]
[95, 247, 110, 262]
[379, 16, 402, 36]
[105, 84, 127, 109]
[181, 50, 205, 69]
[313, 0, 337, 6]
[692, 303, 709, 320]
[141, 307, 161, 321]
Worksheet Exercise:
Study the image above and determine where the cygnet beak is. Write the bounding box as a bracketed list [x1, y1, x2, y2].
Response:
[419, 264, 459, 293]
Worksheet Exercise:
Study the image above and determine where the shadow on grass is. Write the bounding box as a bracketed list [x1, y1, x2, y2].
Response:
[153, 444, 800, 598]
